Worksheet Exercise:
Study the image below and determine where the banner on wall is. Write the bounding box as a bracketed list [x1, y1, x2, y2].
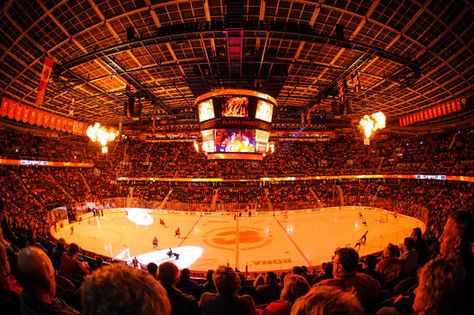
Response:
[68, 120, 74, 133]
[352, 71, 361, 95]
[50, 116, 56, 130]
[0, 158, 94, 168]
[35, 57, 54, 107]
[114, 174, 474, 183]
[62, 119, 68, 132]
[0, 98, 9, 116]
[14, 103, 23, 121]
[36, 111, 44, 126]
[43, 113, 51, 128]
[7, 100, 16, 119]
[338, 79, 347, 107]
[29, 109, 37, 125]
[0, 97, 88, 136]
[399, 97, 467, 126]
[55, 117, 62, 131]
[22, 106, 30, 123]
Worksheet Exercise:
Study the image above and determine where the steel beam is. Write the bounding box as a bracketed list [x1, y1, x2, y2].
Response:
[100, 55, 172, 114]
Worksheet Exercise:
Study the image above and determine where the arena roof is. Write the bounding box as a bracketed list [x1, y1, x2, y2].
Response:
[0, 0, 473, 130]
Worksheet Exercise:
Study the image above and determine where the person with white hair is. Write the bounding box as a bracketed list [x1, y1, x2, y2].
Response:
[81, 263, 171, 315]
[200, 266, 256, 315]
[17, 246, 79, 314]
[291, 286, 363, 315]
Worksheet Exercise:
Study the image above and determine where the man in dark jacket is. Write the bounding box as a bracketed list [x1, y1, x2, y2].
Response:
[49, 238, 66, 270]
[158, 262, 200, 315]
[200, 266, 256, 315]
[255, 271, 282, 305]
[176, 268, 199, 298]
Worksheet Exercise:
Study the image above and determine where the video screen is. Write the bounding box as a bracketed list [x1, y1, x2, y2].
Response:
[202, 141, 215, 153]
[221, 97, 249, 117]
[201, 129, 214, 141]
[255, 100, 273, 122]
[256, 142, 267, 153]
[200, 129, 215, 153]
[256, 129, 270, 143]
[198, 100, 215, 122]
[214, 129, 256, 153]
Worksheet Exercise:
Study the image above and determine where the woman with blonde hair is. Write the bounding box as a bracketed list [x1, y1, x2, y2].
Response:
[413, 257, 466, 315]
[290, 286, 363, 315]
[253, 273, 265, 288]
[263, 274, 310, 315]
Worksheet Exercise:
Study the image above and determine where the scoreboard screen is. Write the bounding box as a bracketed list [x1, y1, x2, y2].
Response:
[198, 100, 214, 122]
[255, 100, 273, 122]
[215, 129, 256, 153]
[195, 89, 277, 160]
[196, 90, 276, 123]
[220, 97, 249, 118]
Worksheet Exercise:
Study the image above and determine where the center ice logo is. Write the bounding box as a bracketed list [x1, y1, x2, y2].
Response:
[203, 227, 272, 250]
[213, 230, 262, 244]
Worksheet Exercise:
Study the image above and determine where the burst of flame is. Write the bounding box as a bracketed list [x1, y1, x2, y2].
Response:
[359, 112, 386, 139]
[86, 123, 119, 147]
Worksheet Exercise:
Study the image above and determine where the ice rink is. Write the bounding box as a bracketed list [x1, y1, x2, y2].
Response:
[52, 206, 425, 273]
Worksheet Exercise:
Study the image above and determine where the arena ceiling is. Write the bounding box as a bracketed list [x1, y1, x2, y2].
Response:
[0, 0, 473, 131]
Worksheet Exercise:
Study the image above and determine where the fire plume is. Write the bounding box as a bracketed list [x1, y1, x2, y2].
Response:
[359, 112, 386, 139]
[86, 123, 119, 146]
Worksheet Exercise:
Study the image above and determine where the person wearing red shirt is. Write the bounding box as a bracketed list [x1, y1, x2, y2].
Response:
[263, 274, 309, 315]
[316, 247, 381, 308]
[59, 243, 89, 281]
[375, 243, 402, 286]
[200, 266, 256, 315]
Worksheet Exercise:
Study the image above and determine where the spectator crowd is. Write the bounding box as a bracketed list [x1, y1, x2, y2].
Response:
[0, 126, 473, 314]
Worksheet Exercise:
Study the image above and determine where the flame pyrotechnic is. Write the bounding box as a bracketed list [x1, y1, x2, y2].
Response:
[359, 112, 386, 139]
[86, 123, 119, 147]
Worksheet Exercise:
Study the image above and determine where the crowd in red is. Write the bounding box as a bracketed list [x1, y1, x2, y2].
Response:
[0, 127, 473, 314]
